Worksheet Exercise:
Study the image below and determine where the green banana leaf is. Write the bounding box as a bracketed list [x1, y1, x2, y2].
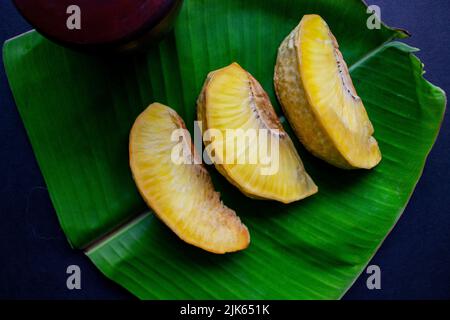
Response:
[3, 0, 446, 299]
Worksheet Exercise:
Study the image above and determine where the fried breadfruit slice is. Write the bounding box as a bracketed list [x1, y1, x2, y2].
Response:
[130, 103, 250, 254]
[198, 63, 317, 204]
[274, 14, 381, 169]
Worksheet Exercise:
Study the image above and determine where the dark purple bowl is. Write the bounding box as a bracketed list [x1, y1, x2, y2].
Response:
[13, 0, 183, 52]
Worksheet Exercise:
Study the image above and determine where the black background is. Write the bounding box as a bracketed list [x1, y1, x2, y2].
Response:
[0, 0, 449, 299]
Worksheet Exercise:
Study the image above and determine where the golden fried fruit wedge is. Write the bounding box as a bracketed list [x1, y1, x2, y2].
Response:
[130, 103, 249, 254]
[274, 14, 382, 169]
[197, 63, 317, 204]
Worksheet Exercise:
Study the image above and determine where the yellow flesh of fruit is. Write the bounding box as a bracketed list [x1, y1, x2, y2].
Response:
[130, 103, 250, 254]
[275, 15, 381, 169]
[198, 63, 317, 204]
